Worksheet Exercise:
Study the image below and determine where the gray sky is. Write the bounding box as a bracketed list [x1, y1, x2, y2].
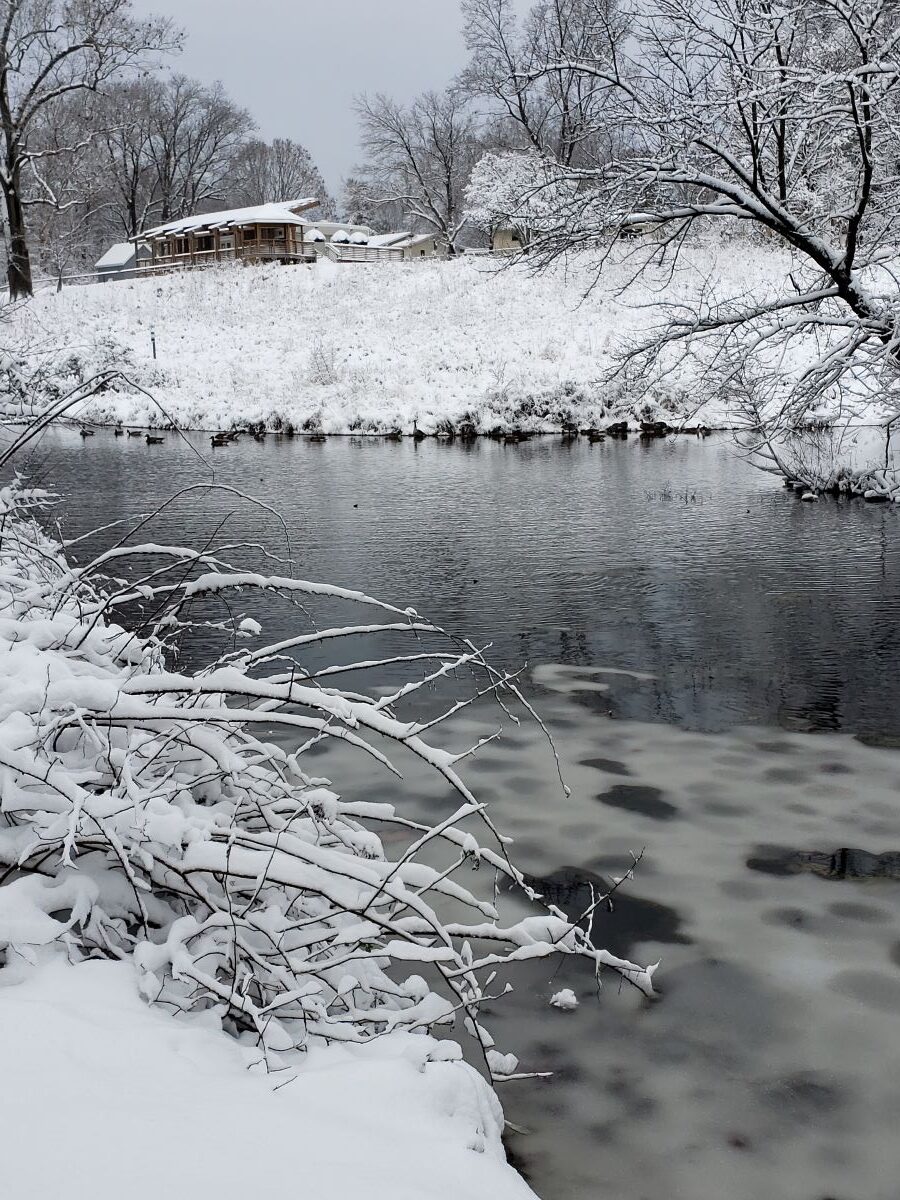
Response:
[131, 0, 469, 198]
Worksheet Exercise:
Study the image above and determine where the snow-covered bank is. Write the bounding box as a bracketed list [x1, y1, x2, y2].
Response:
[0, 245, 788, 434]
[0, 491, 538, 1198]
[0, 485, 654, 1197]
[1, 958, 531, 1200]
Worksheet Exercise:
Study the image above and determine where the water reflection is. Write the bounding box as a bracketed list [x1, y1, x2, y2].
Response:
[17, 427, 900, 738]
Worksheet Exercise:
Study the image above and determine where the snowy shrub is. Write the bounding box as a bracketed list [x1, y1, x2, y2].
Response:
[0, 484, 655, 1077]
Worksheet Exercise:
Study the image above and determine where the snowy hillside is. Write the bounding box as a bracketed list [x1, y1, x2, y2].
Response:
[2, 242, 790, 434]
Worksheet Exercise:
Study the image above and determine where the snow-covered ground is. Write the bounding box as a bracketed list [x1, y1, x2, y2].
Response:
[1, 240, 792, 434]
[1, 957, 531, 1200]
[0, 490, 550, 1199]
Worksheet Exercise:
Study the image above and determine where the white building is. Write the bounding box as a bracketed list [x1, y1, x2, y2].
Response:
[95, 241, 151, 282]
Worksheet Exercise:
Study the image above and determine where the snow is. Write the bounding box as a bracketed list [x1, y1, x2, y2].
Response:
[2, 235, 818, 434]
[94, 242, 137, 269]
[369, 231, 411, 247]
[141, 199, 317, 239]
[0, 957, 534, 1200]
[550, 988, 579, 1010]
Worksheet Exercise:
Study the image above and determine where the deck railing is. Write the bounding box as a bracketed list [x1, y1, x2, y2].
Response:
[319, 243, 406, 263]
[137, 242, 317, 273]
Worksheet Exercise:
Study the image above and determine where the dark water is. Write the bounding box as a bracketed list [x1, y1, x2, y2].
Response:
[14, 429, 900, 1200]
[23, 428, 900, 737]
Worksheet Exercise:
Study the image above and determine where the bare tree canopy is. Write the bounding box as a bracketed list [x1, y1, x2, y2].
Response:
[0, 0, 179, 297]
[229, 136, 335, 215]
[354, 90, 482, 251]
[460, 0, 626, 165]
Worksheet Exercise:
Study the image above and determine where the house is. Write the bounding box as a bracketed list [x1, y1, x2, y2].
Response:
[133, 198, 321, 273]
[491, 226, 527, 252]
[99, 199, 452, 276]
[398, 233, 444, 259]
[367, 232, 411, 249]
[306, 225, 447, 263]
[95, 241, 151, 282]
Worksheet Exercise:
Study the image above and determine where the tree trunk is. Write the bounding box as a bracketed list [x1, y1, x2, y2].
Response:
[3, 173, 33, 300]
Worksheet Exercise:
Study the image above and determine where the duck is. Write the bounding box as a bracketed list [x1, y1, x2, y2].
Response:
[79, 427, 95, 438]
[146, 434, 164, 445]
[113, 426, 124, 437]
[127, 429, 142, 438]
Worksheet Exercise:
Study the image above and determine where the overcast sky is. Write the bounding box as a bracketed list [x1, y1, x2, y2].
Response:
[131, 0, 470, 198]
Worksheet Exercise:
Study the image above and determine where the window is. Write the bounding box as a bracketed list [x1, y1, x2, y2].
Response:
[196, 235, 213, 252]
[243, 227, 257, 241]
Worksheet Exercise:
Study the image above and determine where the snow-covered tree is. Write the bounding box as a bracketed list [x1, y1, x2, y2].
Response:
[460, 0, 627, 166]
[477, 0, 900, 476]
[0, 460, 655, 1077]
[0, 0, 178, 298]
[466, 149, 575, 244]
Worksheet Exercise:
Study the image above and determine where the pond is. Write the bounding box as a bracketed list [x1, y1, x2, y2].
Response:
[18, 429, 900, 1200]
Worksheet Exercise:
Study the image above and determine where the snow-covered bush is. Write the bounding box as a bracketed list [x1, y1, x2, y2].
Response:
[466, 151, 579, 245]
[0, 483, 654, 1076]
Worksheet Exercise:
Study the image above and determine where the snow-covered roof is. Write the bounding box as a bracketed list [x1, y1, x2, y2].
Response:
[367, 231, 411, 248]
[95, 242, 137, 269]
[139, 199, 319, 240]
[397, 233, 439, 249]
[305, 220, 375, 239]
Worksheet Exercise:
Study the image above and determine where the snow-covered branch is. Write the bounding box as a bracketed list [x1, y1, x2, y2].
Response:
[0, 482, 654, 1081]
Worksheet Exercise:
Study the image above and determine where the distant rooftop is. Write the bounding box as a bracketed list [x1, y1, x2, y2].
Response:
[95, 242, 139, 269]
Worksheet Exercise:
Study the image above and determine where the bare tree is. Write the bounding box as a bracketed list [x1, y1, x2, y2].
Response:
[341, 173, 406, 230]
[228, 136, 334, 213]
[147, 74, 253, 223]
[94, 77, 165, 240]
[22, 95, 108, 285]
[460, 0, 626, 166]
[0, 0, 178, 298]
[354, 90, 481, 252]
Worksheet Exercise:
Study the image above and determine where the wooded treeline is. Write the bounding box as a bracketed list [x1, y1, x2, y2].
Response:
[0, 0, 336, 296]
